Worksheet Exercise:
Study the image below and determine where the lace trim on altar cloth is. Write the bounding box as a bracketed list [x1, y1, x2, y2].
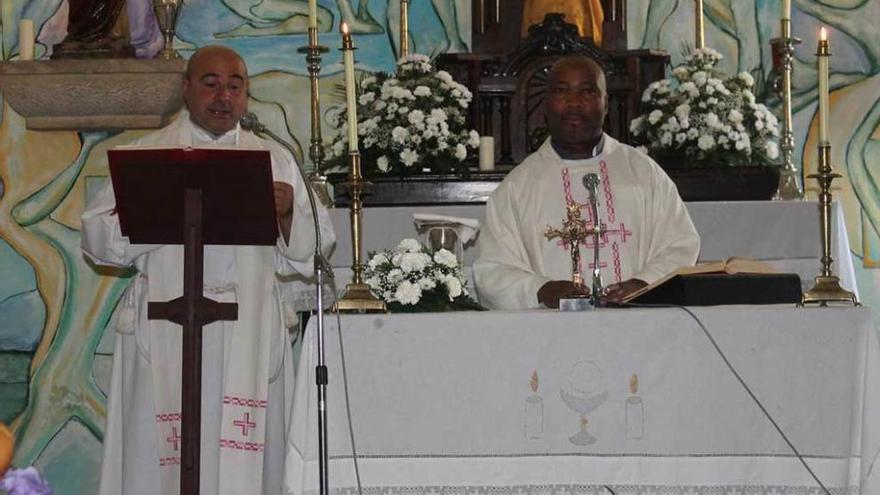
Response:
[306, 484, 857, 495]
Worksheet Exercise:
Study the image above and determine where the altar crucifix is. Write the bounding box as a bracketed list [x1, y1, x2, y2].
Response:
[544, 199, 592, 289]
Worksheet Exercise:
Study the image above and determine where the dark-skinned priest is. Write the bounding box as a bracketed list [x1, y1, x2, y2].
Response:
[474, 55, 699, 309]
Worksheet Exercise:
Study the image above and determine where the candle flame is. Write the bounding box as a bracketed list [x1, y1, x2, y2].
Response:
[820, 26, 827, 41]
[341, 21, 349, 35]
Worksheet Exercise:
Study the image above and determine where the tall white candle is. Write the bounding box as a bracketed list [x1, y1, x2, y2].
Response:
[818, 27, 829, 144]
[694, 0, 704, 49]
[18, 19, 33, 61]
[782, 0, 791, 20]
[341, 22, 358, 152]
[308, 0, 317, 29]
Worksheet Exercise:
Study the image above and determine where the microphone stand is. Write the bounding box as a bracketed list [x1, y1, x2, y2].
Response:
[583, 173, 604, 307]
[241, 112, 334, 495]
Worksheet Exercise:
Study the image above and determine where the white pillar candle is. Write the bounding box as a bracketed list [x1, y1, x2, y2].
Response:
[817, 27, 829, 144]
[782, 0, 791, 20]
[18, 19, 34, 61]
[694, 0, 704, 49]
[341, 22, 358, 152]
[479, 136, 495, 171]
[308, 0, 317, 29]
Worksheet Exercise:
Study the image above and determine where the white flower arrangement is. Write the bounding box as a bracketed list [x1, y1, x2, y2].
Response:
[364, 238, 483, 312]
[629, 47, 781, 167]
[326, 54, 481, 177]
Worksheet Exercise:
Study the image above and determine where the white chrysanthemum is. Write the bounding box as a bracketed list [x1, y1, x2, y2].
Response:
[705, 113, 720, 128]
[672, 66, 689, 80]
[738, 71, 755, 87]
[413, 85, 431, 97]
[408, 110, 425, 125]
[675, 132, 687, 144]
[693, 71, 708, 86]
[648, 109, 664, 125]
[418, 277, 437, 290]
[660, 132, 672, 146]
[468, 130, 480, 147]
[395, 281, 422, 305]
[444, 276, 462, 301]
[764, 141, 779, 159]
[368, 253, 389, 269]
[727, 109, 743, 124]
[388, 268, 404, 284]
[629, 116, 644, 134]
[359, 92, 375, 106]
[399, 252, 430, 273]
[698, 134, 716, 150]
[391, 126, 409, 144]
[433, 249, 458, 268]
[377, 155, 390, 172]
[397, 238, 422, 253]
[400, 148, 419, 166]
[454, 143, 468, 161]
[436, 70, 454, 85]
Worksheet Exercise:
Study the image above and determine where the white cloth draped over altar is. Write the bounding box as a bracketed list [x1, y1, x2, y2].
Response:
[309, 201, 857, 310]
[284, 307, 880, 495]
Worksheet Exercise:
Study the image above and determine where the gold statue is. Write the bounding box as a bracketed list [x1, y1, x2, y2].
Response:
[521, 0, 605, 44]
[545, 200, 591, 289]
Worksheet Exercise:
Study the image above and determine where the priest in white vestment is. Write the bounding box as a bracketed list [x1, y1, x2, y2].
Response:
[474, 56, 699, 309]
[81, 46, 335, 495]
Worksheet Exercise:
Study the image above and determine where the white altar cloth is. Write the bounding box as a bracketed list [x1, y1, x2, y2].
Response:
[285, 307, 879, 495]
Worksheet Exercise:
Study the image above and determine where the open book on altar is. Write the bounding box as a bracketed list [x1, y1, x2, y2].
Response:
[623, 257, 801, 305]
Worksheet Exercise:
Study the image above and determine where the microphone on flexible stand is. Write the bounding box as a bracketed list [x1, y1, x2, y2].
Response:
[242, 111, 336, 495]
[583, 173, 604, 307]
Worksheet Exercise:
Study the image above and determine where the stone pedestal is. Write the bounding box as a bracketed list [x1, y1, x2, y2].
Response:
[0, 58, 185, 130]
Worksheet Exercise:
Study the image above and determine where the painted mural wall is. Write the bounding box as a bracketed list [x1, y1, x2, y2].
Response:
[0, 1, 877, 493]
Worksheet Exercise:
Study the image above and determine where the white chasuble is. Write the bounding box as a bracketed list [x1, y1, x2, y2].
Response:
[82, 112, 335, 495]
[474, 135, 699, 310]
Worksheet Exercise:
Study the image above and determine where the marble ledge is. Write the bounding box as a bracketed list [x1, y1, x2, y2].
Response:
[0, 58, 186, 131]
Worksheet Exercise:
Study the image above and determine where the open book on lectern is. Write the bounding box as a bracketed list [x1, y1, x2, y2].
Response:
[622, 257, 801, 305]
[107, 146, 278, 246]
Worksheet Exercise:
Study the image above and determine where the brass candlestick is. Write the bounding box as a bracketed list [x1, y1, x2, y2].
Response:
[297, 27, 333, 207]
[333, 151, 386, 312]
[800, 143, 858, 306]
[772, 18, 804, 200]
[400, 0, 410, 59]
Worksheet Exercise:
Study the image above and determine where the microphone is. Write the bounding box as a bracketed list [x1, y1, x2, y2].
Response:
[582, 173, 603, 306]
[239, 111, 333, 278]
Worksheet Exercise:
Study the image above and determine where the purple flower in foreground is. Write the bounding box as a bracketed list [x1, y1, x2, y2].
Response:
[0, 467, 53, 495]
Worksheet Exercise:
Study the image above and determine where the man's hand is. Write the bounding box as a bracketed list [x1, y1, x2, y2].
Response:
[537, 280, 589, 309]
[274, 181, 294, 243]
[601, 278, 648, 305]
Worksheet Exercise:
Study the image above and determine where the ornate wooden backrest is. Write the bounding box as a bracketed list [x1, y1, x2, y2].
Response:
[461, 14, 668, 165]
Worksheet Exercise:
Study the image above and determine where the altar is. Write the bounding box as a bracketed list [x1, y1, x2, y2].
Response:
[285, 306, 880, 494]
[326, 201, 858, 297]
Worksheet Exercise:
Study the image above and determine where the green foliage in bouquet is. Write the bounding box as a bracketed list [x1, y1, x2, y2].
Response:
[364, 239, 484, 313]
[325, 54, 481, 177]
[629, 47, 781, 167]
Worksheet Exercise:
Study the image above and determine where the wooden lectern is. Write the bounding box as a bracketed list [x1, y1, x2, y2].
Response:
[108, 147, 277, 495]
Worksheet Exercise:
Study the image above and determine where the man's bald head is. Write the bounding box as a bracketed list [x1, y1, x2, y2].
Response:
[183, 45, 249, 136]
[544, 55, 608, 159]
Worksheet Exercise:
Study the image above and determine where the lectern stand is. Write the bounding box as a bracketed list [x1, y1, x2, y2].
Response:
[108, 147, 278, 495]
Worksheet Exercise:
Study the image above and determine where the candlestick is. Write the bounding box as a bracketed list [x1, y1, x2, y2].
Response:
[308, 0, 317, 29]
[296, 27, 333, 206]
[782, 0, 791, 20]
[694, 0, 704, 49]
[817, 27, 829, 144]
[801, 143, 858, 306]
[771, 17, 803, 200]
[340, 22, 358, 152]
[18, 19, 33, 61]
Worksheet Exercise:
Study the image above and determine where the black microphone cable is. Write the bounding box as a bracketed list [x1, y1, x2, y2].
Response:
[621, 301, 831, 495]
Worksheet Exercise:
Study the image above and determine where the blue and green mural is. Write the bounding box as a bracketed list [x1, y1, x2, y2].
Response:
[1, 1, 879, 493]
